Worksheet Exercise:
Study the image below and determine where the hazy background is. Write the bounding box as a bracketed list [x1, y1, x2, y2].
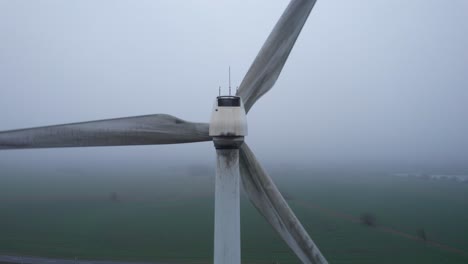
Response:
[1, 2, 468, 263]
[0, 0, 467, 171]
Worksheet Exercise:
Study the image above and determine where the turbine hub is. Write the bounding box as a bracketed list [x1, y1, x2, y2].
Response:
[209, 96, 247, 149]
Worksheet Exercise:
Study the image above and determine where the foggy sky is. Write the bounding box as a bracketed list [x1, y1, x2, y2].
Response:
[0, 0, 467, 170]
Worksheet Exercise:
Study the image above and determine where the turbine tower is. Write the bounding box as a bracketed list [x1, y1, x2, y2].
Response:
[210, 95, 247, 264]
[0, 0, 327, 263]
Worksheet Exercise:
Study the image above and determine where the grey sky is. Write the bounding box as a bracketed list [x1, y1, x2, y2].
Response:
[0, 0, 467, 169]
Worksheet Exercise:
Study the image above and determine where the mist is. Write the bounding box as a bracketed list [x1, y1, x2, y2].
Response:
[1, 0, 467, 171]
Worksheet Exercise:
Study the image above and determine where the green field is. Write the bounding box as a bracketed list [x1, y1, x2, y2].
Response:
[1, 164, 467, 263]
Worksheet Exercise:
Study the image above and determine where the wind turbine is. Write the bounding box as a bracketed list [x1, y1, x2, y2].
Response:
[0, 0, 327, 263]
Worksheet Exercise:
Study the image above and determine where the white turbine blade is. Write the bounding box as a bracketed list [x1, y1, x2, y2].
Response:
[239, 143, 327, 264]
[237, 0, 317, 113]
[0, 114, 211, 150]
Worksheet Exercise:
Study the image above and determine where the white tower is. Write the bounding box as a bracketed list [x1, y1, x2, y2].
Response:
[209, 95, 247, 264]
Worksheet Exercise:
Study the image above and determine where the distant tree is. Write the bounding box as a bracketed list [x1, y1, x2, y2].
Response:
[417, 228, 428, 242]
[360, 213, 377, 227]
[420, 173, 430, 180]
[110, 192, 120, 203]
[282, 192, 294, 201]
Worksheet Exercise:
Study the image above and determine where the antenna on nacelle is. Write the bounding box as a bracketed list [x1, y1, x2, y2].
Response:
[229, 66, 231, 96]
[219, 86, 221, 96]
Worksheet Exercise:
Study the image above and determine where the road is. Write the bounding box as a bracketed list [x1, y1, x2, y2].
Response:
[294, 200, 468, 257]
[0, 255, 168, 264]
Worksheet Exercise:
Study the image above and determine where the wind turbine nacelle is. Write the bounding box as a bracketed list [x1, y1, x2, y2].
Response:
[209, 96, 248, 138]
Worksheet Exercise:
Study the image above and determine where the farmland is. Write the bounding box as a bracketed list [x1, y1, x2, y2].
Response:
[1, 164, 467, 263]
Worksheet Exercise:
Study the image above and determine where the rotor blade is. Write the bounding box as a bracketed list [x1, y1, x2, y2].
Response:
[239, 143, 327, 264]
[0, 114, 211, 150]
[237, 0, 317, 113]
